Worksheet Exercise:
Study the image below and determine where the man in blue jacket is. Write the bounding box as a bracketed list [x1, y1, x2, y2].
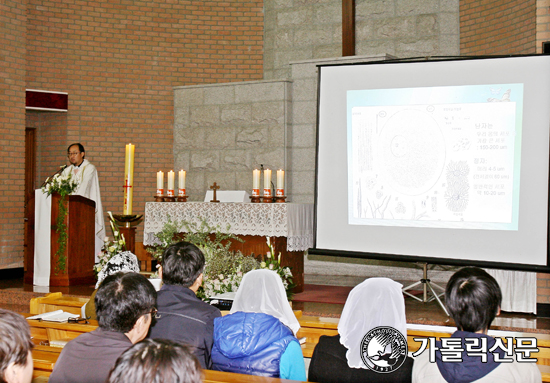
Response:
[148, 241, 221, 369]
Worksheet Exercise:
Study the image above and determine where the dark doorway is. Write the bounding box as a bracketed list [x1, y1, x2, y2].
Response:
[24, 128, 36, 273]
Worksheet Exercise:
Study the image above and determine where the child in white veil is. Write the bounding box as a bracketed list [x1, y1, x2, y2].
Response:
[309, 277, 413, 383]
[211, 269, 306, 380]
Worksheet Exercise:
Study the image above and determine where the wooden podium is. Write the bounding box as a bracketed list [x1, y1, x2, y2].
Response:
[25, 193, 97, 286]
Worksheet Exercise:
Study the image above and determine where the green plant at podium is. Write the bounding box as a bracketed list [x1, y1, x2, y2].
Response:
[41, 170, 79, 273]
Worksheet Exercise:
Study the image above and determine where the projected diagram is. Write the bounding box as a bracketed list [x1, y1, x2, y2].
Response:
[348, 85, 522, 230]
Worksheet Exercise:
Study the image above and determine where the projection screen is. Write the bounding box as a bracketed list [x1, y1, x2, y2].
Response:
[311, 56, 550, 271]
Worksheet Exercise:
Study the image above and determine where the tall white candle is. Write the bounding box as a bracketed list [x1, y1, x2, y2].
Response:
[276, 169, 284, 190]
[276, 169, 284, 196]
[264, 169, 272, 197]
[253, 169, 260, 189]
[123, 143, 135, 214]
[156, 171, 164, 195]
[178, 170, 186, 196]
[167, 170, 175, 196]
[178, 170, 186, 189]
[264, 169, 271, 189]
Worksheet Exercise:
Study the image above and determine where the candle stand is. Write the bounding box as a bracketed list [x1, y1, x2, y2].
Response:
[262, 196, 274, 203]
[154, 195, 164, 202]
[275, 196, 287, 203]
[112, 214, 144, 254]
[250, 195, 261, 203]
[163, 196, 176, 202]
[177, 196, 188, 202]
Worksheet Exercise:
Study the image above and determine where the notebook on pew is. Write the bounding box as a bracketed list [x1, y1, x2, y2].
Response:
[27, 310, 80, 322]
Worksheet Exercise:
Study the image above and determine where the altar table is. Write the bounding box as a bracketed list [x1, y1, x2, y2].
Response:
[143, 202, 314, 292]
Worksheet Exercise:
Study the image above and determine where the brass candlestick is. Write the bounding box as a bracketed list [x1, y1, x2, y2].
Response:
[112, 214, 144, 228]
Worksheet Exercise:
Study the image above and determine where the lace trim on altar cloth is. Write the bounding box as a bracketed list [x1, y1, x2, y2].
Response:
[287, 234, 314, 252]
[143, 202, 314, 251]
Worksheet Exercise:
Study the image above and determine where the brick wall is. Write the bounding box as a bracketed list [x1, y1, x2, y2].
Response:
[537, 0, 550, 53]
[23, 0, 264, 246]
[460, 0, 537, 55]
[0, 0, 27, 268]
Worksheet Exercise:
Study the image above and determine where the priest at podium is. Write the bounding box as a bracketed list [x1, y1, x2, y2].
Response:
[62, 143, 105, 261]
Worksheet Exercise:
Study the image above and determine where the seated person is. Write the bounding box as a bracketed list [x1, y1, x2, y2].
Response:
[412, 267, 541, 383]
[0, 309, 34, 383]
[211, 269, 306, 380]
[148, 241, 221, 369]
[49, 272, 157, 383]
[107, 338, 202, 383]
[85, 251, 140, 320]
[308, 277, 413, 383]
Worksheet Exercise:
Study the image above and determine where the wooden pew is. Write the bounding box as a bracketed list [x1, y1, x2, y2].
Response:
[25, 296, 550, 382]
[32, 345, 61, 379]
[30, 346, 306, 382]
[30, 292, 89, 316]
[296, 315, 550, 382]
[24, 313, 98, 346]
[26, 311, 550, 382]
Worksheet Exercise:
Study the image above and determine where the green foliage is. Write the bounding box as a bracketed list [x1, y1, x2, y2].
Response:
[42, 171, 79, 274]
[147, 217, 294, 301]
[146, 216, 186, 263]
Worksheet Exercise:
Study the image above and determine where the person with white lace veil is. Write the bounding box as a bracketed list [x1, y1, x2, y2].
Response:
[85, 251, 140, 320]
[211, 269, 306, 380]
[309, 277, 413, 383]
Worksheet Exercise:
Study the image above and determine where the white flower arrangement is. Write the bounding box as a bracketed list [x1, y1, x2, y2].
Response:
[42, 170, 79, 197]
[93, 212, 126, 275]
[198, 236, 294, 299]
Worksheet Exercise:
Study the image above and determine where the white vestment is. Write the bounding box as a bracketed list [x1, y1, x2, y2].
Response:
[62, 159, 105, 261]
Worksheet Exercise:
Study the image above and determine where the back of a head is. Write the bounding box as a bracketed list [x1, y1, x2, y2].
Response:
[337, 277, 406, 369]
[107, 339, 202, 383]
[0, 309, 33, 383]
[230, 269, 300, 335]
[95, 272, 157, 333]
[161, 241, 205, 287]
[339, 277, 407, 337]
[445, 267, 502, 333]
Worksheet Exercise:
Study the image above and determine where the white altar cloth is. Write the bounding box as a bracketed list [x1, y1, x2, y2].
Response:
[143, 202, 314, 252]
[34, 190, 52, 286]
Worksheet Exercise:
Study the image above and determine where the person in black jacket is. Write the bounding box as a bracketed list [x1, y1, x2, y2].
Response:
[49, 272, 157, 383]
[308, 277, 413, 383]
[148, 241, 221, 369]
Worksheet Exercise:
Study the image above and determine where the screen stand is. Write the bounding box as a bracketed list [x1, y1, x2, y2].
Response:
[402, 263, 449, 316]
